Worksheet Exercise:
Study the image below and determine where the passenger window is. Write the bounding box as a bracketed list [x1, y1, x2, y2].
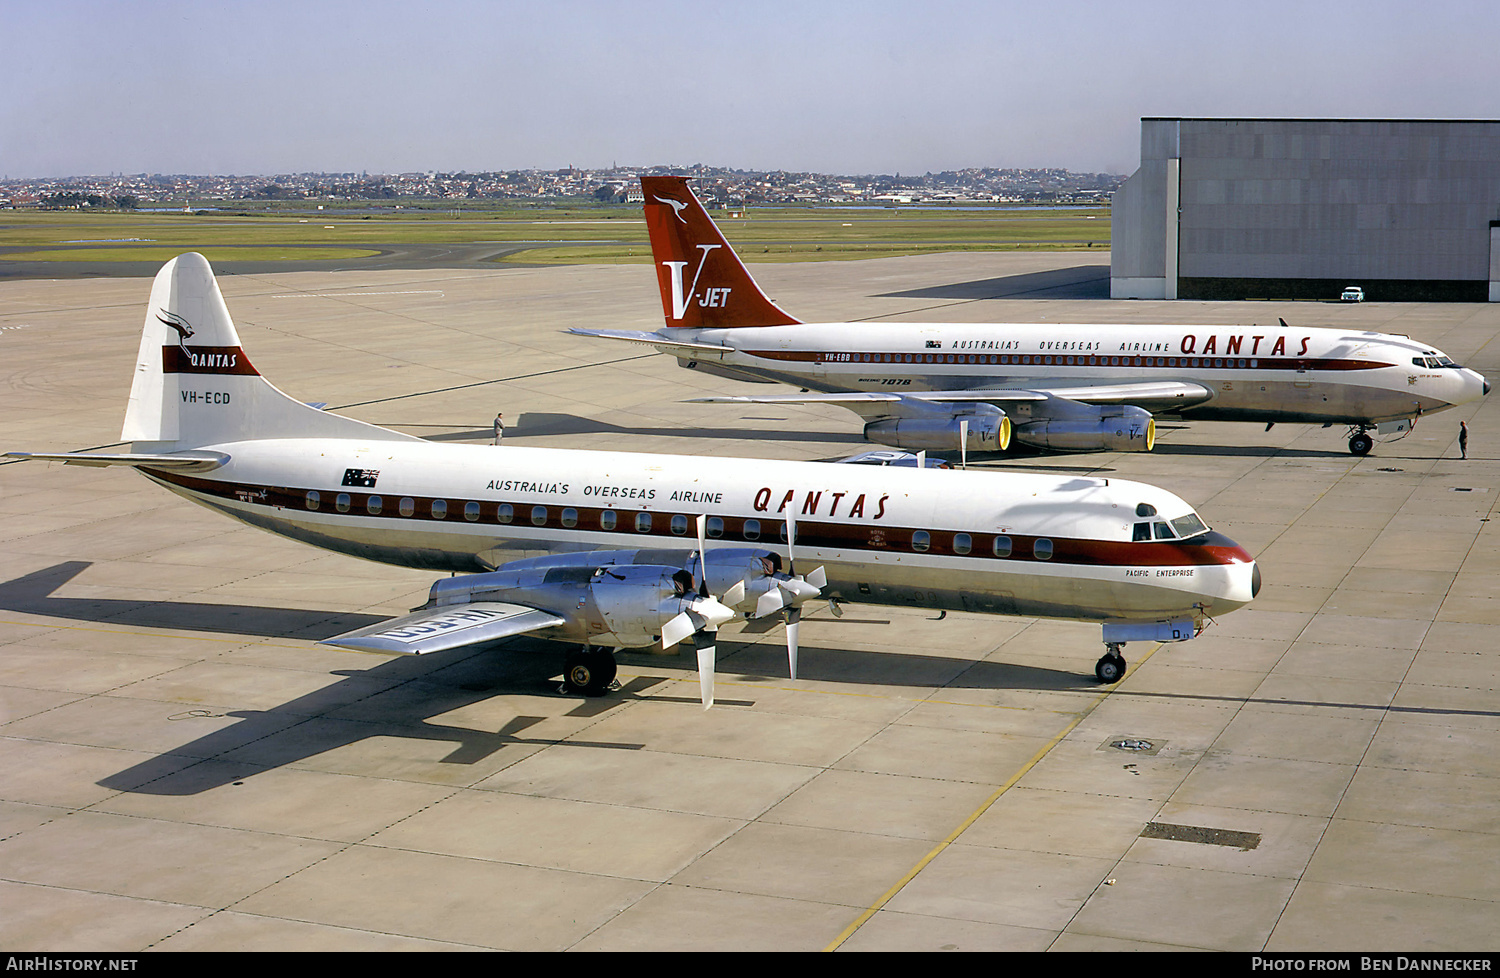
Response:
[561, 508, 578, 528]
[912, 530, 930, 552]
[431, 499, 447, 519]
[464, 501, 480, 521]
[336, 493, 351, 513]
[993, 535, 1012, 557]
[954, 533, 972, 555]
[399, 497, 415, 517]
[1034, 539, 1054, 560]
[497, 503, 513, 523]
[635, 512, 652, 533]
[706, 516, 724, 538]
[600, 510, 616, 530]
[743, 518, 760, 541]
[367, 495, 383, 515]
[531, 506, 547, 526]
[671, 514, 688, 535]
[305, 490, 320, 511]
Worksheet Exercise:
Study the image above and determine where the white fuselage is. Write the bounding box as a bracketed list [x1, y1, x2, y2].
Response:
[679, 321, 1488, 424]
[143, 439, 1258, 625]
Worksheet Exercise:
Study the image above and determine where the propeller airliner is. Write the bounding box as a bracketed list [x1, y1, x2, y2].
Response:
[7, 254, 1260, 706]
[571, 176, 1488, 458]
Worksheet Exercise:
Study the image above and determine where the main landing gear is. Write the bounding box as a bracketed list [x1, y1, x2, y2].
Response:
[1095, 642, 1127, 684]
[562, 645, 618, 697]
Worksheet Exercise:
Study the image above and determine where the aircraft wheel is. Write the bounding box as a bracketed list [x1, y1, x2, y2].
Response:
[1348, 432, 1374, 456]
[1095, 653, 1126, 684]
[563, 649, 617, 697]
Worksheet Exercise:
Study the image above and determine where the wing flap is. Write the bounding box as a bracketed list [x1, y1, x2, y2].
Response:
[321, 602, 568, 655]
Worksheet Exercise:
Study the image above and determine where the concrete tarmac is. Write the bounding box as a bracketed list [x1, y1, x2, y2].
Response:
[1, 253, 1497, 952]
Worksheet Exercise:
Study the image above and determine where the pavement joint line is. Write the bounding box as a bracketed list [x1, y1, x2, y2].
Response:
[822, 642, 1163, 951]
[329, 353, 659, 410]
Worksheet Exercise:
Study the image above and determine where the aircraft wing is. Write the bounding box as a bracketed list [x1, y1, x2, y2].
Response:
[3, 450, 230, 472]
[689, 380, 1213, 415]
[320, 602, 568, 655]
[567, 328, 733, 360]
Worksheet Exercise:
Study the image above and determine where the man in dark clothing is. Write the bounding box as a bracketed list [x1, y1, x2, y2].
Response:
[1459, 421, 1468, 459]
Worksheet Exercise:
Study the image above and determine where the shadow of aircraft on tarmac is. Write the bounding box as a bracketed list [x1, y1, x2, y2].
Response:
[1, 562, 1103, 795]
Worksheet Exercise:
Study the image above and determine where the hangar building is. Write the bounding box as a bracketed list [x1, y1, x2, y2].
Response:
[1110, 118, 1500, 302]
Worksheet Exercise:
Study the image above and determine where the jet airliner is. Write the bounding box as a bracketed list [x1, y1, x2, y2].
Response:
[570, 176, 1488, 457]
[8, 254, 1259, 705]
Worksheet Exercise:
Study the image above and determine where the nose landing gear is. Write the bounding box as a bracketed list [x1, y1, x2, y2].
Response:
[1347, 426, 1374, 456]
[1095, 642, 1127, 684]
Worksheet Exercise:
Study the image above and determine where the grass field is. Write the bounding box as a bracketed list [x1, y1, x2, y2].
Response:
[0, 204, 1110, 265]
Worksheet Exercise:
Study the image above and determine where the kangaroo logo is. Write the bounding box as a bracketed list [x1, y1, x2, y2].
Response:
[661, 244, 728, 321]
[653, 194, 690, 223]
[157, 310, 194, 354]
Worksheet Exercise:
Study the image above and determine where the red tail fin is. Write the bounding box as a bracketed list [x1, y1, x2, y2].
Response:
[641, 176, 801, 329]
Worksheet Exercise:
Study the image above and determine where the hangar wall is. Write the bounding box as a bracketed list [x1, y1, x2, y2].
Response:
[1110, 118, 1500, 301]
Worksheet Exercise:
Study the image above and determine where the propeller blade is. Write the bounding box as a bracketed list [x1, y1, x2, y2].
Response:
[959, 418, 969, 469]
[804, 565, 827, 590]
[661, 610, 695, 650]
[756, 586, 787, 618]
[723, 579, 747, 609]
[695, 638, 716, 710]
[785, 607, 800, 680]
[695, 514, 710, 597]
[785, 511, 797, 578]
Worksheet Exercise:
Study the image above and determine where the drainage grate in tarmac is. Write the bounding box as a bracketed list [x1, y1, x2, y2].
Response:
[1140, 822, 1261, 850]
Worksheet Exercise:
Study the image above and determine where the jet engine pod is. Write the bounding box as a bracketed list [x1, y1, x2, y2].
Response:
[862, 406, 1011, 453]
[1012, 404, 1154, 453]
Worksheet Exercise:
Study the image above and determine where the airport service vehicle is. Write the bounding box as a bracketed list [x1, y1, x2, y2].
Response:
[570, 177, 1487, 457]
[7, 254, 1259, 705]
[1341, 286, 1365, 303]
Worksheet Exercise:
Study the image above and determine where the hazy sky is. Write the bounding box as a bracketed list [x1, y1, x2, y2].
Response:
[4, 0, 1496, 178]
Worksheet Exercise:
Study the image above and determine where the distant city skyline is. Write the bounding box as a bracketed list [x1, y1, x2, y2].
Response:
[4, 0, 1495, 180]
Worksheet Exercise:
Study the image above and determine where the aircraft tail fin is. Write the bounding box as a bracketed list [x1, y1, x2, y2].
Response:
[121, 253, 417, 450]
[641, 176, 801, 329]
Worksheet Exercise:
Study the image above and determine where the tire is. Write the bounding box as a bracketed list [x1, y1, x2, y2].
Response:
[563, 650, 617, 696]
[1349, 433, 1374, 456]
[1095, 654, 1126, 684]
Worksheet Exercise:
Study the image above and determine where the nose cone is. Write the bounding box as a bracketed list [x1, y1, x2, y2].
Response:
[1465, 369, 1489, 403]
[1190, 530, 1259, 614]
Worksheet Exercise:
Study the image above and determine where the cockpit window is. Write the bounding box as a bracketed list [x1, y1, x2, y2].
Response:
[1154, 521, 1176, 540]
[1170, 513, 1208, 538]
[1136, 502, 1157, 517]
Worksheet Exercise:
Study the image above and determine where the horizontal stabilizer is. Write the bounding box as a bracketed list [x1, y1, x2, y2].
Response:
[3, 450, 230, 472]
[568, 327, 733, 359]
[320, 602, 567, 655]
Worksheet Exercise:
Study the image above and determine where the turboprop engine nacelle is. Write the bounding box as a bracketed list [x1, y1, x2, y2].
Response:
[426, 561, 716, 648]
[1012, 404, 1155, 453]
[863, 407, 1011, 453]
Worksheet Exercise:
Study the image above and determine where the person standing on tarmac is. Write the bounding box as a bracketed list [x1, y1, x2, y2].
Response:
[493, 412, 505, 445]
[1459, 421, 1468, 459]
